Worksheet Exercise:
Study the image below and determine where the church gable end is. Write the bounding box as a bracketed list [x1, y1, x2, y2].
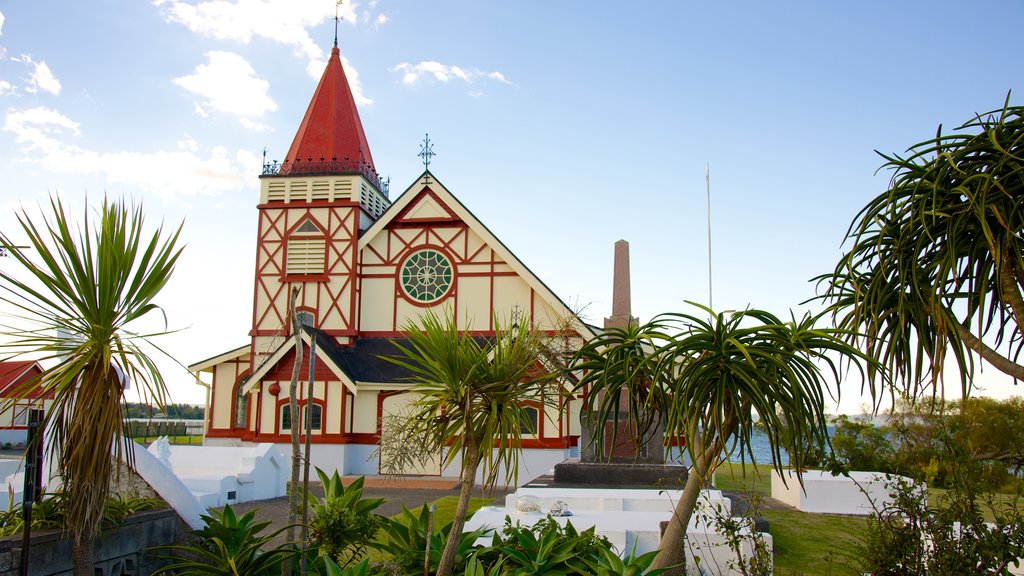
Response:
[357, 178, 578, 335]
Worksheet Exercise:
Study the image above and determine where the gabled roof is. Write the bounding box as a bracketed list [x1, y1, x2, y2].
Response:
[0, 360, 46, 398]
[243, 329, 495, 392]
[243, 329, 357, 394]
[360, 172, 597, 340]
[281, 46, 375, 175]
[188, 345, 249, 373]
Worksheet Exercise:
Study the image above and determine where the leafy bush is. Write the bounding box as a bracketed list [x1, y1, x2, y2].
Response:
[0, 492, 165, 536]
[852, 471, 1024, 575]
[474, 516, 608, 575]
[830, 415, 897, 474]
[370, 503, 489, 576]
[303, 471, 384, 567]
[469, 516, 669, 576]
[152, 503, 297, 576]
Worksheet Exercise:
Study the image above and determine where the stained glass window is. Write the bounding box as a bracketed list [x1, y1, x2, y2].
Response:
[400, 249, 453, 302]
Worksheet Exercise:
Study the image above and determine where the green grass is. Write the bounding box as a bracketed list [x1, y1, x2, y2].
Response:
[713, 462, 774, 493]
[763, 508, 866, 575]
[391, 496, 494, 528]
[131, 435, 203, 445]
[714, 463, 868, 576]
[928, 486, 1023, 523]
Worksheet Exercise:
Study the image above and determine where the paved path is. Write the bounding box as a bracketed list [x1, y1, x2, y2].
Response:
[222, 476, 510, 546]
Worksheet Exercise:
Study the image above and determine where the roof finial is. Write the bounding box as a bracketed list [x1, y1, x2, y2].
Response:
[334, 0, 342, 48]
[418, 133, 436, 171]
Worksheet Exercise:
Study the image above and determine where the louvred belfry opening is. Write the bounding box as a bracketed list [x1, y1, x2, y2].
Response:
[280, 46, 377, 181]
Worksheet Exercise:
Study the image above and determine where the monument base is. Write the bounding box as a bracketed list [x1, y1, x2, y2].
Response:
[553, 458, 688, 488]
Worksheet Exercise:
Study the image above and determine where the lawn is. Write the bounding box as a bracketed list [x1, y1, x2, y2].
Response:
[763, 508, 866, 575]
[714, 462, 868, 576]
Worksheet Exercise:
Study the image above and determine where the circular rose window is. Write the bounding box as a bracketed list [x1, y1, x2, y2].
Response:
[400, 249, 453, 303]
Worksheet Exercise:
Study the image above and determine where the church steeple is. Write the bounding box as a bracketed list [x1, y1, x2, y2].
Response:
[280, 46, 376, 179]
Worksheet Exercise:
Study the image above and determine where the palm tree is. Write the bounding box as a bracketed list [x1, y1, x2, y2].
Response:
[573, 304, 868, 572]
[818, 100, 1024, 403]
[384, 310, 560, 576]
[0, 196, 182, 575]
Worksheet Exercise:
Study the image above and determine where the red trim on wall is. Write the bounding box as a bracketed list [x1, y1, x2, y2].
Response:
[258, 199, 359, 209]
[228, 368, 252, 432]
[272, 396, 328, 438]
[205, 429, 247, 439]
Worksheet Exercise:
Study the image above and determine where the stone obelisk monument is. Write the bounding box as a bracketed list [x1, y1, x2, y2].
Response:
[554, 240, 684, 486]
[603, 239, 638, 331]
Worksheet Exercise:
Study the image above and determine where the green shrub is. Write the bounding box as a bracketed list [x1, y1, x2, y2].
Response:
[152, 503, 297, 576]
[303, 471, 384, 567]
[370, 503, 489, 576]
[853, 472, 1024, 575]
[0, 492, 166, 537]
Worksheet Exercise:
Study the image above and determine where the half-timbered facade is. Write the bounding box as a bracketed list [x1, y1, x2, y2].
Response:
[190, 43, 593, 480]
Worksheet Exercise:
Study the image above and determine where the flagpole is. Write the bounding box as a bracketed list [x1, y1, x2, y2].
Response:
[706, 162, 713, 310]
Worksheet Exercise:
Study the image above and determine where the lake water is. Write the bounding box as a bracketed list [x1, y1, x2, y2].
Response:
[724, 426, 839, 467]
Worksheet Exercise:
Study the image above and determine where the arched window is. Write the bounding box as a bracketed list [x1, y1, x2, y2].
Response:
[520, 405, 540, 437]
[233, 376, 250, 429]
[280, 403, 322, 432]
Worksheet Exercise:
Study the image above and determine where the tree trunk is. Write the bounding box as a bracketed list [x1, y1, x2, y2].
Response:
[650, 431, 728, 575]
[285, 287, 303, 575]
[71, 537, 93, 576]
[436, 442, 479, 576]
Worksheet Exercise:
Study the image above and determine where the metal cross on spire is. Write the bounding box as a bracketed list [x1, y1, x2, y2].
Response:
[418, 133, 436, 171]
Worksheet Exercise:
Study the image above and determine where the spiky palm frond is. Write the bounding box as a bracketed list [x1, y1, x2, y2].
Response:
[818, 99, 1024, 403]
[0, 196, 181, 560]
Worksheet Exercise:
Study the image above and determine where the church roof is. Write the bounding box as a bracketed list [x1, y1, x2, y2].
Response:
[280, 46, 376, 178]
[312, 332, 492, 384]
[0, 360, 47, 398]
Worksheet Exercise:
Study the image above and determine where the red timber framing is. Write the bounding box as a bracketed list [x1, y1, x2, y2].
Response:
[228, 345, 350, 443]
[251, 201, 360, 342]
[359, 187, 534, 333]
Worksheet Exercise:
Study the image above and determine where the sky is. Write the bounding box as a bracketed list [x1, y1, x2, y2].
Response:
[0, 1, 1022, 413]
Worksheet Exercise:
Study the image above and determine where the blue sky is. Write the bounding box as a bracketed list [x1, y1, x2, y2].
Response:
[0, 1, 1022, 411]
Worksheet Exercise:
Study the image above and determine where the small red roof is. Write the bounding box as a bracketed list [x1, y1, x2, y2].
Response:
[281, 46, 375, 176]
[0, 360, 47, 398]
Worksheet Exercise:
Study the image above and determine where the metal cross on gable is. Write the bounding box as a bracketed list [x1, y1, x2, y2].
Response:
[418, 133, 436, 172]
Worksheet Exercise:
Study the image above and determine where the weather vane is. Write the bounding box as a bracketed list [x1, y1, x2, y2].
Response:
[334, 0, 343, 47]
[418, 133, 436, 171]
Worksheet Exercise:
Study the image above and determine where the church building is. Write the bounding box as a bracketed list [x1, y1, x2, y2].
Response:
[189, 40, 595, 479]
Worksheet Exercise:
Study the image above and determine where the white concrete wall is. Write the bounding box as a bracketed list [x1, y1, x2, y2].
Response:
[772, 469, 916, 515]
[149, 442, 287, 506]
[464, 486, 768, 575]
[128, 442, 206, 529]
[442, 446, 579, 487]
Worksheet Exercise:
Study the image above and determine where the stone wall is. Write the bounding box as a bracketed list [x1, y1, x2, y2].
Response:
[0, 509, 176, 576]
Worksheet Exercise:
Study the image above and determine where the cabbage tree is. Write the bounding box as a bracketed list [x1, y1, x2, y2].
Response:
[0, 196, 181, 575]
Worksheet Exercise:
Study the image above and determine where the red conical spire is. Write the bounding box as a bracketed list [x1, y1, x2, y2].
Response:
[281, 46, 375, 176]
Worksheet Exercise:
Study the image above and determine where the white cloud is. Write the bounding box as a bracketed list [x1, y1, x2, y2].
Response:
[4, 106, 254, 198]
[14, 56, 62, 96]
[393, 61, 512, 88]
[487, 71, 511, 84]
[156, 0, 372, 104]
[0, 80, 14, 96]
[174, 51, 277, 121]
[375, 14, 388, 25]
[0, 11, 5, 35]
[239, 117, 270, 131]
